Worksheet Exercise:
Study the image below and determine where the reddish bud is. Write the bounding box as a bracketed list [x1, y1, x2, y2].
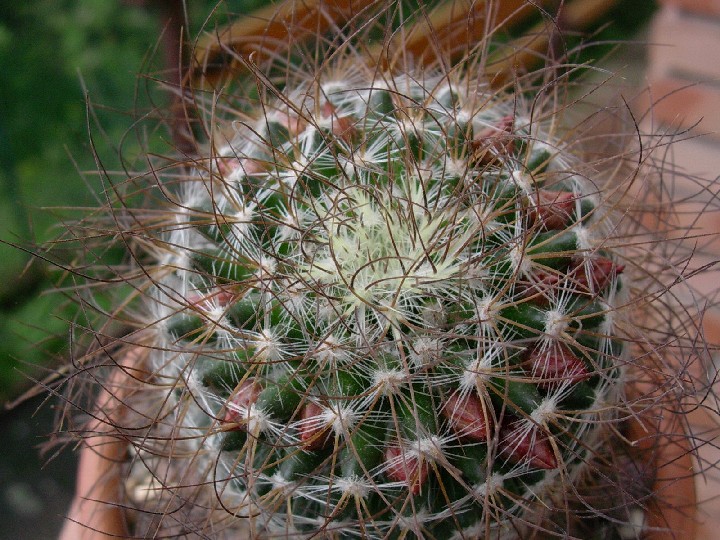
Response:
[499, 421, 558, 470]
[275, 111, 306, 136]
[472, 115, 515, 165]
[187, 288, 237, 311]
[223, 378, 261, 430]
[528, 343, 590, 388]
[531, 190, 575, 229]
[569, 257, 625, 294]
[518, 270, 560, 303]
[442, 392, 493, 441]
[385, 444, 429, 495]
[299, 402, 332, 450]
[322, 102, 355, 141]
[213, 288, 238, 306]
[217, 157, 265, 178]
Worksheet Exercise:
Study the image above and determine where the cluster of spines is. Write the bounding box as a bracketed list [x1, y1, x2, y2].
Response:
[147, 67, 627, 538]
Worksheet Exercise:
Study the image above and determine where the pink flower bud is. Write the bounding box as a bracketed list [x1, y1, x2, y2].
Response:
[216, 157, 265, 178]
[275, 111, 306, 136]
[472, 115, 515, 165]
[322, 102, 355, 141]
[442, 392, 493, 441]
[187, 288, 237, 311]
[530, 190, 575, 229]
[299, 401, 331, 450]
[569, 257, 624, 294]
[385, 444, 429, 495]
[528, 343, 590, 388]
[499, 421, 558, 470]
[223, 378, 261, 430]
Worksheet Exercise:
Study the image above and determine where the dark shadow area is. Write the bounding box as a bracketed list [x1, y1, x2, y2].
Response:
[0, 396, 75, 540]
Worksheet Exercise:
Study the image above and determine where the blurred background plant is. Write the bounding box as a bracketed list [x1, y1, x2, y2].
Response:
[0, 0, 279, 403]
[0, 0, 660, 538]
[0, 2, 268, 538]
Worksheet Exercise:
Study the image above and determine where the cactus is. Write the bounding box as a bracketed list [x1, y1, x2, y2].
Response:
[52, 2, 715, 539]
[118, 62, 632, 537]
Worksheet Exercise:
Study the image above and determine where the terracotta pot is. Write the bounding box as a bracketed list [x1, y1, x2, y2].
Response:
[684, 406, 720, 540]
[58, 351, 138, 540]
[626, 411, 698, 539]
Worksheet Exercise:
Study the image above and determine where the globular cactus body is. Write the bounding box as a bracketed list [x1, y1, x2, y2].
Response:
[131, 58, 630, 539]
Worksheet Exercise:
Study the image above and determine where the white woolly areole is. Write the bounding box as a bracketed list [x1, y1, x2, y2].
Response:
[509, 243, 531, 275]
[270, 471, 293, 492]
[544, 309, 567, 337]
[397, 508, 431, 532]
[410, 435, 443, 462]
[474, 472, 505, 497]
[372, 367, 407, 395]
[314, 335, 346, 365]
[202, 304, 229, 326]
[277, 211, 303, 241]
[231, 204, 255, 235]
[410, 337, 441, 367]
[256, 256, 277, 279]
[461, 356, 492, 390]
[531, 396, 558, 424]
[574, 224, 594, 251]
[322, 404, 358, 434]
[255, 329, 282, 362]
[445, 157, 468, 178]
[232, 403, 271, 435]
[336, 475, 371, 498]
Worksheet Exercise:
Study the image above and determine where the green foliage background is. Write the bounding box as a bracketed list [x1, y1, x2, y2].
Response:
[0, 0, 272, 402]
[1, 0, 147, 400]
